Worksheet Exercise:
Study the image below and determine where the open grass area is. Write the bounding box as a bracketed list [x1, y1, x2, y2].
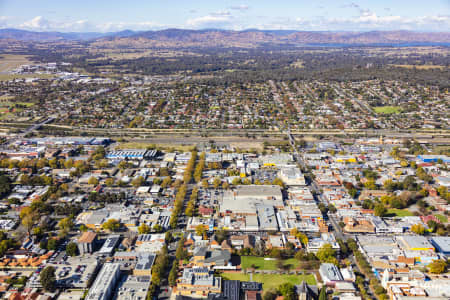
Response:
[373, 106, 402, 114]
[220, 273, 250, 282]
[435, 214, 448, 223]
[220, 273, 316, 291]
[241, 256, 301, 270]
[116, 142, 196, 152]
[386, 208, 414, 217]
[0, 73, 55, 81]
[390, 64, 446, 70]
[254, 274, 316, 290]
[0, 54, 31, 72]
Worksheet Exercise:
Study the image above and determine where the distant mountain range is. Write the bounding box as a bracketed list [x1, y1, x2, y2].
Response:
[1, 28, 449, 47]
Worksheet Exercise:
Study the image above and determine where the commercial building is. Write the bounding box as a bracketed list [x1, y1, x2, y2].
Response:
[320, 263, 344, 286]
[115, 275, 150, 300]
[86, 263, 121, 300]
[175, 267, 222, 297]
[220, 185, 283, 216]
[98, 235, 121, 256]
[430, 237, 450, 256]
[77, 231, 97, 255]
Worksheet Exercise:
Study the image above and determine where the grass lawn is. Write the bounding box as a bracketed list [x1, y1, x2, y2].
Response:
[253, 274, 316, 290]
[220, 273, 250, 281]
[435, 214, 448, 223]
[386, 209, 413, 217]
[220, 273, 316, 291]
[241, 256, 301, 270]
[373, 106, 402, 114]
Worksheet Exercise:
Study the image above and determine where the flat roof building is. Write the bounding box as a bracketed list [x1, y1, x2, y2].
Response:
[220, 185, 283, 215]
[86, 263, 121, 300]
[430, 237, 450, 256]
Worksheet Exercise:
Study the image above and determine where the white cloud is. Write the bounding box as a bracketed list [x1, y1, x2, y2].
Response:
[20, 16, 50, 30]
[186, 12, 233, 28]
[230, 5, 249, 11]
[11, 16, 164, 32]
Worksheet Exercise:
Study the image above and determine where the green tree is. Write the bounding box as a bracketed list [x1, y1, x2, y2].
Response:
[47, 239, 58, 251]
[153, 224, 163, 233]
[317, 244, 337, 265]
[138, 223, 151, 234]
[278, 283, 295, 300]
[58, 217, 74, 232]
[102, 219, 120, 232]
[132, 176, 145, 187]
[318, 287, 327, 300]
[213, 177, 221, 189]
[428, 259, 447, 274]
[168, 260, 179, 287]
[411, 224, 425, 235]
[88, 176, 99, 185]
[40, 266, 56, 291]
[105, 178, 115, 186]
[66, 242, 78, 256]
[374, 203, 387, 217]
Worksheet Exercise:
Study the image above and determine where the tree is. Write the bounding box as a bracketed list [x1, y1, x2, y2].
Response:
[102, 219, 120, 232]
[168, 260, 179, 286]
[232, 177, 241, 185]
[317, 244, 337, 265]
[40, 266, 56, 291]
[213, 177, 221, 189]
[202, 179, 209, 189]
[88, 176, 99, 185]
[411, 224, 425, 235]
[318, 287, 327, 300]
[278, 283, 295, 300]
[47, 239, 58, 251]
[153, 224, 163, 233]
[138, 223, 151, 234]
[428, 259, 447, 274]
[195, 225, 207, 237]
[263, 290, 277, 300]
[58, 217, 74, 232]
[272, 178, 285, 188]
[328, 204, 337, 213]
[161, 177, 172, 188]
[131, 176, 145, 188]
[20, 206, 39, 236]
[165, 231, 173, 243]
[374, 203, 387, 217]
[105, 178, 115, 186]
[222, 181, 230, 189]
[66, 242, 78, 256]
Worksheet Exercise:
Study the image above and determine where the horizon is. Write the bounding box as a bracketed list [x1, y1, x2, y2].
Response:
[1, 27, 450, 34]
[0, 0, 449, 33]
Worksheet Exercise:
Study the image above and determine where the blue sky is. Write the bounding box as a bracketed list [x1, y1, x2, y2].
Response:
[0, 0, 449, 32]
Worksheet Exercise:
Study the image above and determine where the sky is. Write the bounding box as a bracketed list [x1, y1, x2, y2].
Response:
[0, 0, 449, 32]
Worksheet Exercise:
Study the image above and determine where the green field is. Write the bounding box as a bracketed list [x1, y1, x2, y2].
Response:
[435, 214, 448, 223]
[373, 106, 402, 114]
[241, 256, 301, 270]
[0, 73, 55, 81]
[386, 208, 414, 217]
[221, 273, 316, 291]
